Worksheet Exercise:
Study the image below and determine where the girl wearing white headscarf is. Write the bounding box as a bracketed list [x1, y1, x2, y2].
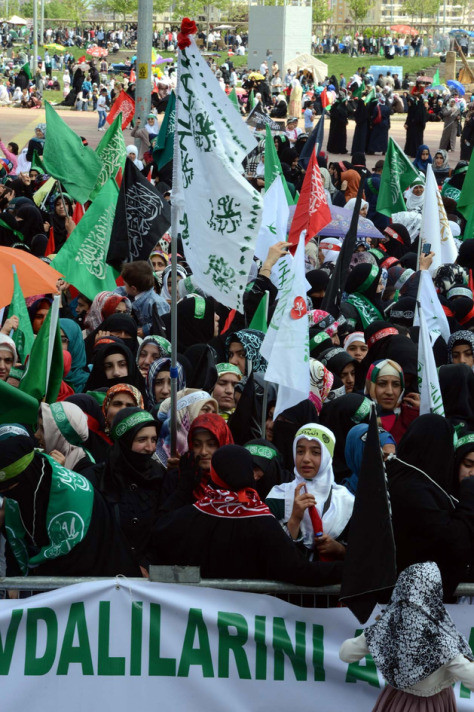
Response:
[319, 237, 343, 266]
[266, 423, 354, 558]
[126, 144, 144, 170]
[344, 197, 369, 218]
[404, 179, 425, 212]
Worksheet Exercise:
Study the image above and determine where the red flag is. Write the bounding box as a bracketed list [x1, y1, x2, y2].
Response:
[45, 226, 56, 255]
[321, 88, 329, 109]
[106, 90, 135, 130]
[129, 69, 136, 83]
[287, 151, 332, 252]
[72, 202, 85, 225]
[78, 55, 86, 63]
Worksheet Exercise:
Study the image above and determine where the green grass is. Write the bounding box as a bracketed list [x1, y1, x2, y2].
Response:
[318, 54, 440, 79]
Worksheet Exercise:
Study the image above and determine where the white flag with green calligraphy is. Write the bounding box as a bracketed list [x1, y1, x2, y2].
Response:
[255, 175, 291, 292]
[261, 233, 310, 419]
[173, 37, 263, 311]
[416, 302, 445, 417]
[420, 164, 458, 274]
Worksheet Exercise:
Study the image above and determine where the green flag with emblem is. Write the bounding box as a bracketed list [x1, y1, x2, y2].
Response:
[90, 112, 127, 200]
[264, 125, 296, 205]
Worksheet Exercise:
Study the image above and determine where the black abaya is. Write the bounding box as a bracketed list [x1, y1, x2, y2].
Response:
[404, 96, 427, 158]
[351, 99, 369, 155]
[327, 101, 348, 154]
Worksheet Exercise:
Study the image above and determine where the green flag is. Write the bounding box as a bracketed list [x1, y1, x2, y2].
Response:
[90, 112, 127, 200]
[42, 101, 102, 204]
[249, 291, 269, 333]
[9, 271, 35, 364]
[364, 86, 376, 104]
[352, 81, 366, 99]
[264, 125, 295, 206]
[0, 380, 39, 425]
[22, 62, 32, 80]
[30, 149, 47, 175]
[249, 89, 256, 109]
[458, 152, 474, 240]
[19, 297, 63, 404]
[431, 69, 440, 86]
[376, 138, 420, 217]
[0, 218, 24, 242]
[228, 87, 240, 112]
[153, 90, 175, 171]
[51, 179, 119, 301]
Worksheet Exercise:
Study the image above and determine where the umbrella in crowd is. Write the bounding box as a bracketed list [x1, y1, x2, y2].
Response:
[86, 45, 108, 58]
[0, 247, 61, 308]
[44, 43, 66, 52]
[447, 79, 466, 96]
[319, 205, 385, 241]
[390, 24, 418, 36]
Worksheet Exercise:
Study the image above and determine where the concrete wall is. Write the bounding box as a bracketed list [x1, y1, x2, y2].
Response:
[248, 6, 312, 74]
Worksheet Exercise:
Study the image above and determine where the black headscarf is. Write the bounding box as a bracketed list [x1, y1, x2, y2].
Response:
[48, 194, 73, 252]
[457, 239, 474, 272]
[450, 296, 474, 330]
[306, 269, 330, 309]
[183, 343, 217, 393]
[345, 263, 382, 304]
[439, 364, 474, 432]
[386, 335, 418, 383]
[383, 223, 411, 259]
[65, 393, 111, 463]
[97, 407, 162, 493]
[319, 346, 355, 378]
[15, 203, 45, 245]
[163, 296, 215, 353]
[244, 438, 291, 499]
[272, 400, 319, 471]
[396, 414, 455, 491]
[98, 313, 139, 357]
[211, 445, 255, 491]
[84, 341, 146, 398]
[399, 252, 418, 271]
[319, 393, 372, 481]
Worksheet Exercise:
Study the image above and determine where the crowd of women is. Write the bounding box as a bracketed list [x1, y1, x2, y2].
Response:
[1, 73, 474, 619]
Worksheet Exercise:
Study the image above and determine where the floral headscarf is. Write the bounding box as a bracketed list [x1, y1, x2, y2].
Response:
[309, 359, 334, 413]
[102, 384, 144, 430]
[226, 329, 267, 374]
[365, 359, 405, 406]
[146, 357, 185, 408]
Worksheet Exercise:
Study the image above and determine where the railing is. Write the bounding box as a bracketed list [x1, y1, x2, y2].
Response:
[0, 566, 473, 601]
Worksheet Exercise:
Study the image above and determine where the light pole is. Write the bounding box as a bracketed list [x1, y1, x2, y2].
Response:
[135, 0, 153, 126]
[33, 0, 38, 74]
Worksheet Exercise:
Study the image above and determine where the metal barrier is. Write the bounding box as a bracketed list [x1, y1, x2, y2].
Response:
[0, 566, 473, 603]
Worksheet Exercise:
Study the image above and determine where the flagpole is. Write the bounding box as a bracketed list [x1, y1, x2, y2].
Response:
[169, 45, 181, 458]
[44, 294, 60, 398]
[260, 290, 269, 437]
[55, 180, 69, 220]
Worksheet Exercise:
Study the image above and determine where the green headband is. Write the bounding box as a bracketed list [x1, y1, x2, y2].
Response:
[369, 248, 384, 260]
[309, 332, 331, 352]
[357, 265, 380, 294]
[194, 296, 206, 319]
[352, 397, 372, 424]
[50, 403, 84, 447]
[295, 425, 335, 457]
[111, 411, 156, 441]
[456, 434, 474, 451]
[245, 444, 278, 460]
[216, 362, 242, 379]
[0, 450, 34, 483]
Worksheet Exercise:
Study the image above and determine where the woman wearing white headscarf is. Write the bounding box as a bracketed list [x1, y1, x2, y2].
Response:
[320, 166, 335, 203]
[130, 113, 160, 159]
[318, 237, 343, 267]
[266, 423, 354, 559]
[344, 197, 369, 218]
[35, 401, 92, 471]
[126, 144, 144, 170]
[340, 562, 474, 710]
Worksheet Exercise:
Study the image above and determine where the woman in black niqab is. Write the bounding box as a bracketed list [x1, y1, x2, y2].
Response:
[439, 364, 474, 432]
[319, 393, 372, 481]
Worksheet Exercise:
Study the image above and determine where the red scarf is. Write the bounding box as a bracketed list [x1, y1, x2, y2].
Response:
[194, 487, 273, 519]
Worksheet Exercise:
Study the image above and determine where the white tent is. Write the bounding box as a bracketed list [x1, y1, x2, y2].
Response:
[285, 54, 328, 83]
[8, 15, 28, 25]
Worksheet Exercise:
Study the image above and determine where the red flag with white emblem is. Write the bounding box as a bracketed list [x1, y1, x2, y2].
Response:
[287, 150, 331, 253]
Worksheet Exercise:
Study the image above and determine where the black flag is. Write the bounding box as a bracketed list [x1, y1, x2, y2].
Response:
[339, 405, 397, 623]
[299, 109, 325, 170]
[107, 157, 171, 270]
[320, 169, 367, 316]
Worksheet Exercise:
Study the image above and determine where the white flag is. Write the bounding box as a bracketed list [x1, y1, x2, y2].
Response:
[172, 37, 263, 311]
[420, 164, 457, 273]
[255, 175, 291, 293]
[414, 269, 450, 344]
[261, 233, 310, 419]
[416, 303, 445, 417]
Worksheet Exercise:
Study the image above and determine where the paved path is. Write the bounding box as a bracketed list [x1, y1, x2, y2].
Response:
[1, 106, 461, 172]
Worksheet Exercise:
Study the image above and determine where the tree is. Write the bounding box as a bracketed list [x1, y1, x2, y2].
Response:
[91, 0, 138, 21]
[312, 0, 331, 23]
[401, 0, 440, 21]
[346, 0, 373, 23]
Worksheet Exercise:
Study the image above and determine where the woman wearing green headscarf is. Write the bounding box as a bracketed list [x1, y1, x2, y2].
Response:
[340, 264, 384, 330]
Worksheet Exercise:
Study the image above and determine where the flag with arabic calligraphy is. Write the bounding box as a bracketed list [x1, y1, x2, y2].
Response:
[107, 158, 171, 270]
[90, 113, 127, 200]
[106, 90, 135, 130]
[51, 179, 119, 301]
[153, 91, 175, 171]
[172, 34, 262, 311]
[287, 149, 331, 251]
[376, 138, 419, 217]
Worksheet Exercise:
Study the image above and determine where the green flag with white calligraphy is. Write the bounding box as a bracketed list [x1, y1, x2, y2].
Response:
[90, 112, 127, 200]
[51, 179, 119, 301]
[173, 37, 263, 311]
[376, 138, 420, 217]
[153, 90, 176, 171]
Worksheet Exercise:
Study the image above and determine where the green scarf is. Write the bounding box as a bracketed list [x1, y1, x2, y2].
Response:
[4, 453, 94, 575]
[345, 293, 383, 329]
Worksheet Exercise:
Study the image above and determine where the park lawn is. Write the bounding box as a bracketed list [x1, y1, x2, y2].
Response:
[317, 54, 440, 78]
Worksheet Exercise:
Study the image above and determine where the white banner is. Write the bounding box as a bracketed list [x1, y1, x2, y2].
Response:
[1, 581, 474, 711]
